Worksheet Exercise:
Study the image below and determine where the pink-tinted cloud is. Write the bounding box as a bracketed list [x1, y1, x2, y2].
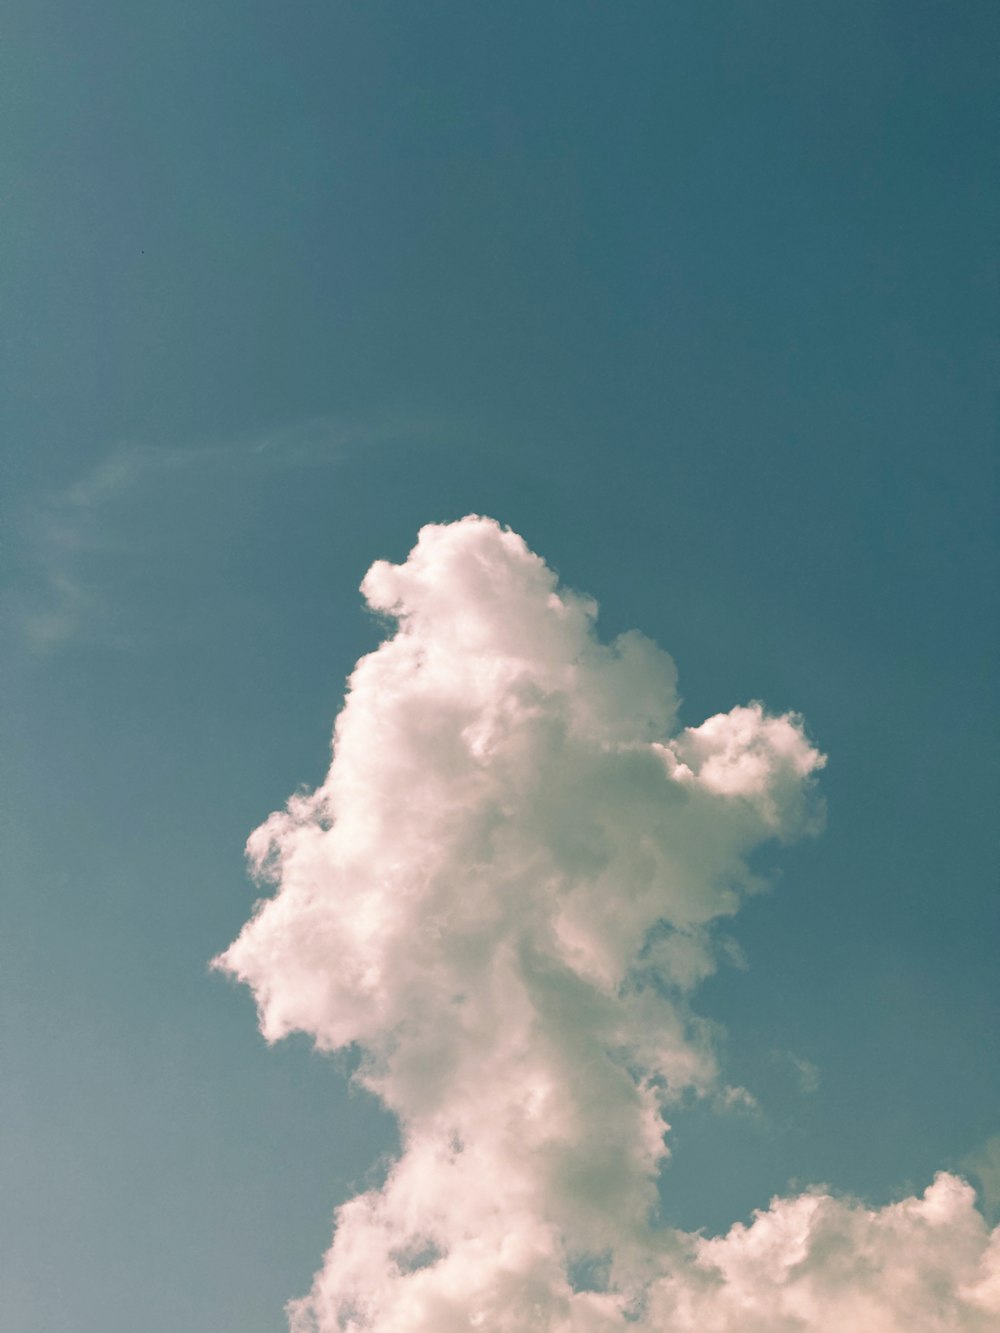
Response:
[215, 517, 995, 1331]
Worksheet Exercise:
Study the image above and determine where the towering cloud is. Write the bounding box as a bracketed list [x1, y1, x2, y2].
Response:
[215, 517, 998, 1331]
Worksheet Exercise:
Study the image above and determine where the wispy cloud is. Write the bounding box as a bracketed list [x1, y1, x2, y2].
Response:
[964, 1135, 1000, 1223]
[9, 413, 433, 653]
[770, 1048, 821, 1096]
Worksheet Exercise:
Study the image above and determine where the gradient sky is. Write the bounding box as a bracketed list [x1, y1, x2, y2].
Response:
[2, 3, 997, 1331]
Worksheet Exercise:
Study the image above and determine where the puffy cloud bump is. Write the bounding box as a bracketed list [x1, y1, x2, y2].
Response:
[215, 517, 998, 1331]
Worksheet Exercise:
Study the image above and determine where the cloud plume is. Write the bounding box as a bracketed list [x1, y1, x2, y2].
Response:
[215, 517, 998, 1331]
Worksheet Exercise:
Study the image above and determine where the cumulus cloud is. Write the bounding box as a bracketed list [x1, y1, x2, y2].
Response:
[652, 1173, 1000, 1332]
[214, 516, 998, 1331]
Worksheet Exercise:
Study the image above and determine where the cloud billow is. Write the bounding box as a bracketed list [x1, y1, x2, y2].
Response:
[215, 517, 998, 1331]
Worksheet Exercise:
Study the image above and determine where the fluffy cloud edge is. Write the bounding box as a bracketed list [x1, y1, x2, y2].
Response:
[214, 517, 995, 1333]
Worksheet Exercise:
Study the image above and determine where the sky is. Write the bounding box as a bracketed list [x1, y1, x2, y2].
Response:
[2, 3, 997, 1331]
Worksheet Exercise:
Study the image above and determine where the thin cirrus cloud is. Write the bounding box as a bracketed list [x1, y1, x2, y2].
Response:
[215, 516, 999, 1332]
[9, 413, 433, 652]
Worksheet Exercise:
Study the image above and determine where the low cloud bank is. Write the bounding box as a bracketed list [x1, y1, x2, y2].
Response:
[215, 517, 998, 1331]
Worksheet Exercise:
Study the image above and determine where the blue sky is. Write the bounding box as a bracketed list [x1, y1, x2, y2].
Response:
[3, 4, 997, 1330]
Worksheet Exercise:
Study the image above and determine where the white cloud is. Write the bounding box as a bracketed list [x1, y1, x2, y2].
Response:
[214, 516, 997, 1331]
[652, 1172, 1000, 1332]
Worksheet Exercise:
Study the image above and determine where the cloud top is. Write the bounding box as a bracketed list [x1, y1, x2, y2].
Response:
[215, 517, 996, 1331]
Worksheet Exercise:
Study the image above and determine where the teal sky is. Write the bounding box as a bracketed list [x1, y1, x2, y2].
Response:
[3, 4, 997, 1331]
